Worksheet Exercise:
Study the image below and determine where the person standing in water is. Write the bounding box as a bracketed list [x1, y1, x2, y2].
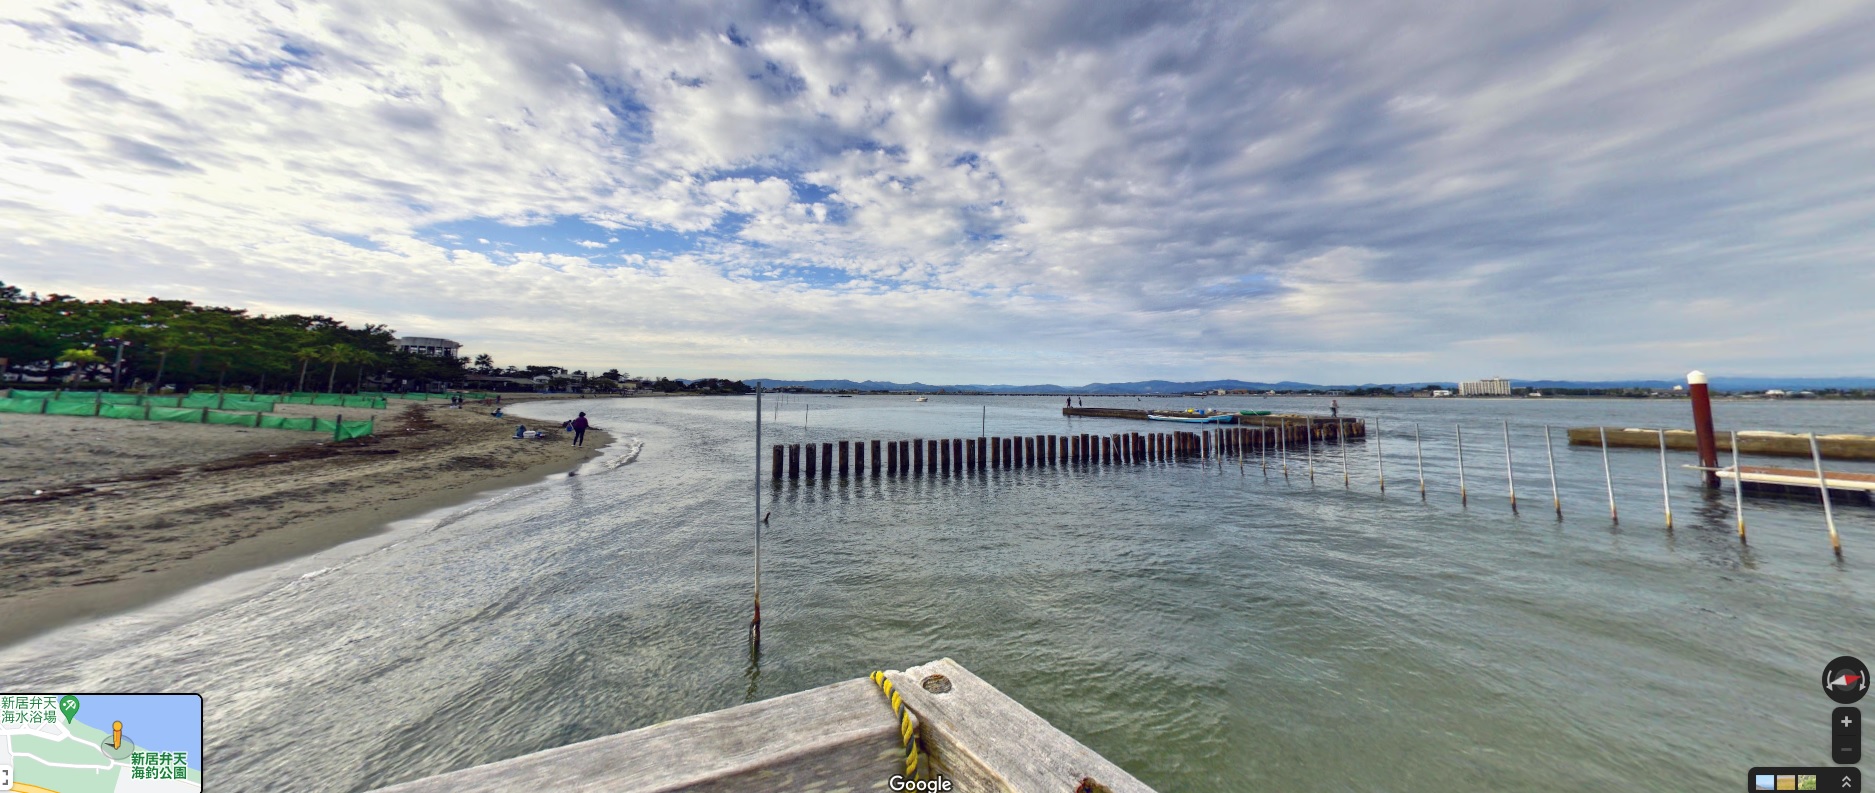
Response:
[571, 411, 590, 447]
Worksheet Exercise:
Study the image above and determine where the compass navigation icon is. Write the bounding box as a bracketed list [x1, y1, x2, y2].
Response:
[1825, 656, 1870, 705]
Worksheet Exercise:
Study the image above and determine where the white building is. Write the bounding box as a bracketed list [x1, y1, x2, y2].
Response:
[1459, 377, 1512, 396]
[394, 336, 462, 358]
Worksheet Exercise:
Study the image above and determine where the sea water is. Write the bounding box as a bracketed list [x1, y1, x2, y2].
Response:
[1, 394, 1870, 791]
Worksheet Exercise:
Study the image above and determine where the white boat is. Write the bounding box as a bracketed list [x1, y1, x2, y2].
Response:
[914, 397, 928, 402]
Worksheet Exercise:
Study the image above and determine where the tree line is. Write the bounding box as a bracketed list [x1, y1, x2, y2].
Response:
[0, 282, 749, 395]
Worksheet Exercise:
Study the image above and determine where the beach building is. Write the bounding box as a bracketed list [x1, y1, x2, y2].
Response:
[1459, 377, 1511, 396]
[394, 336, 462, 358]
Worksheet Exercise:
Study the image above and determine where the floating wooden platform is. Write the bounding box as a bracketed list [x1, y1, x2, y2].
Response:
[1702, 464, 1875, 504]
[374, 658, 1156, 792]
[1569, 427, 1875, 461]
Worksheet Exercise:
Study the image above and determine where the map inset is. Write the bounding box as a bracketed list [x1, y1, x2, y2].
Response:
[1, 694, 202, 793]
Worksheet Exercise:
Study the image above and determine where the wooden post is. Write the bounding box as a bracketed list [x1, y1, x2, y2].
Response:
[1414, 423, 1425, 499]
[902, 440, 912, 474]
[855, 440, 866, 476]
[940, 438, 951, 474]
[1280, 420, 1289, 479]
[1340, 424, 1350, 488]
[978, 436, 987, 470]
[887, 440, 898, 475]
[1046, 434, 1056, 465]
[1133, 432, 1142, 464]
[913, 438, 924, 476]
[872, 439, 883, 476]
[1731, 430, 1745, 543]
[929, 439, 939, 474]
[1688, 370, 1720, 488]
[1456, 425, 1467, 506]
[822, 442, 833, 479]
[1005, 437, 1015, 468]
[1544, 425, 1560, 518]
[805, 444, 817, 481]
[1808, 432, 1841, 557]
[839, 440, 849, 477]
[773, 444, 784, 481]
[1503, 420, 1517, 513]
[1600, 427, 1618, 523]
[1657, 428, 1672, 530]
[954, 438, 963, 474]
[789, 443, 801, 480]
[991, 436, 1001, 468]
[1103, 435, 1112, 465]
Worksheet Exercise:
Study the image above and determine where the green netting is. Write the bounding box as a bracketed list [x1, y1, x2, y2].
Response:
[100, 404, 148, 420]
[46, 400, 100, 416]
[0, 398, 48, 413]
[340, 396, 384, 409]
[99, 393, 140, 405]
[311, 394, 345, 406]
[259, 415, 317, 431]
[181, 393, 222, 407]
[335, 419, 374, 441]
[205, 410, 260, 427]
[138, 396, 183, 407]
[6, 391, 51, 401]
[220, 398, 275, 412]
[148, 406, 203, 423]
[54, 390, 100, 400]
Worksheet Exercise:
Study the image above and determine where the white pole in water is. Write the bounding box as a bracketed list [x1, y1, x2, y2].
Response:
[1415, 422, 1425, 499]
[1280, 419, 1289, 480]
[1600, 427, 1618, 523]
[1657, 428, 1672, 530]
[1260, 425, 1268, 477]
[1456, 425, 1468, 507]
[803, 404, 810, 447]
[1306, 416, 1316, 484]
[1731, 430, 1746, 543]
[1340, 420, 1350, 488]
[1375, 418, 1385, 494]
[1503, 420, 1517, 513]
[752, 387, 763, 642]
[982, 404, 986, 436]
[1808, 432, 1841, 557]
[1544, 425, 1560, 518]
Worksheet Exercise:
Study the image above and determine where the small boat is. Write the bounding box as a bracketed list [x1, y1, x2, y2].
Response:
[1148, 413, 1234, 423]
[1239, 410, 1271, 416]
[836, 395, 853, 398]
[914, 397, 929, 402]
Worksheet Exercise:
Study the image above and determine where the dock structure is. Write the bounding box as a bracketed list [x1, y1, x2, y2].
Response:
[1568, 427, 1875, 461]
[373, 658, 1156, 793]
[1061, 407, 1364, 438]
[1704, 465, 1875, 504]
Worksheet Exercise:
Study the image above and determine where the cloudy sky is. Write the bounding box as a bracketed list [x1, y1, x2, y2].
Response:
[4, 1, 1873, 384]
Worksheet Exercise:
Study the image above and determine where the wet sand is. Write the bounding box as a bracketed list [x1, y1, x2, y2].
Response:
[0, 396, 611, 645]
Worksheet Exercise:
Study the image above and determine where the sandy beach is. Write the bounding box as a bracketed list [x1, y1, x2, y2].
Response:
[0, 395, 611, 645]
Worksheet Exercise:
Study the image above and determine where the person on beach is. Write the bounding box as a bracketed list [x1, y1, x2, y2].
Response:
[571, 412, 590, 447]
[513, 424, 527, 439]
[1330, 399, 1339, 418]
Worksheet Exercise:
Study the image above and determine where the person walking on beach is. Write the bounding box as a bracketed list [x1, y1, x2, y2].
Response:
[571, 411, 590, 447]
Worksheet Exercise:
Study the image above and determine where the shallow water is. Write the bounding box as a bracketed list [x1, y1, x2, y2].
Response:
[2, 394, 1870, 791]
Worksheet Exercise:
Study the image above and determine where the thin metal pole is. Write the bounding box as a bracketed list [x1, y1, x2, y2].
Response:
[1808, 433, 1841, 557]
[1340, 420, 1350, 488]
[1280, 419, 1289, 480]
[1456, 425, 1467, 506]
[803, 404, 810, 447]
[1543, 424, 1560, 518]
[1600, 427, 1618, 523]
[1414, 422, 1425, 499]
[1731, 430, 1745, 543]
[1503, 420, 1517, 513]
[1375, 418, 1385, 493]
[1260, 426, 1268, 477]
[1306, 417, 1315, 484]
[752, 387, 762, 642]
[981, 404, 986, 436]
[1657, 428, 1672, 530]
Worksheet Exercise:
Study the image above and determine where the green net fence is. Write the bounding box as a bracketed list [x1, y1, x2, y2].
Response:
[0, 392, 374, 438]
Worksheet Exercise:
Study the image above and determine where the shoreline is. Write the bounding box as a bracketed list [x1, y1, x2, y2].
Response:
[0, 395, 616, 647]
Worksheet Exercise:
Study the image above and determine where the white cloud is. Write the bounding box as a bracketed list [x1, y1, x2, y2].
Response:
[3, 0, 1873, 383]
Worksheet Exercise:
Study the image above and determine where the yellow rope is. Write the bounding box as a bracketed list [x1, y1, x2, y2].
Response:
[870, 671, 925, 779]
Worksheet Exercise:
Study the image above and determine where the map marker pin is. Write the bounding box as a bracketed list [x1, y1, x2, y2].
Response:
[59, 694, 80, 723]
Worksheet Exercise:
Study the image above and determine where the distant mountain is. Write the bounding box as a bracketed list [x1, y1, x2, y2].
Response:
[745, 376, 1875, 394]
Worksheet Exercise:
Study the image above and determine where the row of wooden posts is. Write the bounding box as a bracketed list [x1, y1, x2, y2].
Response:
[766, 417, 1847, 557]
[770, 423, 1357, 480]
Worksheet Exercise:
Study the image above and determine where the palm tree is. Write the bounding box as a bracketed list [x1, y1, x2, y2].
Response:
[353, 349, 384, 393]
[320, 344, 358, 394]
[294, 347, 320, 392]
[473, 353, 494, 374]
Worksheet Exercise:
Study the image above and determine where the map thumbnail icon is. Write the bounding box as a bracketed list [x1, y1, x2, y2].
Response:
[1824, 656, 1869, 705]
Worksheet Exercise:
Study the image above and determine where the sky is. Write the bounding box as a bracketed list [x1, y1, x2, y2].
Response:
[3, 0, 1873, 385]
